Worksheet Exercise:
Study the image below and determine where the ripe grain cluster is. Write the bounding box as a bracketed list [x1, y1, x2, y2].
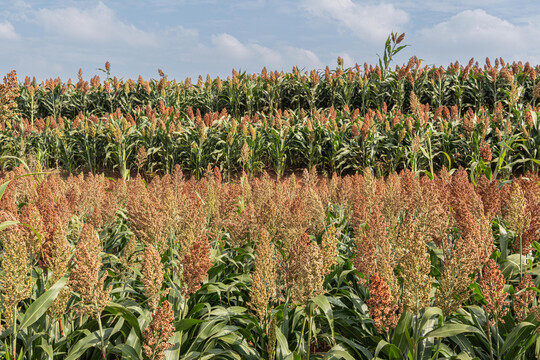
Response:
[0, 165, 539, 358]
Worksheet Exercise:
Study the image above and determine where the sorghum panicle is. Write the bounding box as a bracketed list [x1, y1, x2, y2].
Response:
[142, 300, 175, 360]
[504, 182, 530, 237]
[69, 224, 110, 318]
[286, 233, 324, 303]
[142, 244, 165, 310]
[366, 273, 399, 333]
[0, 222, 33, 327]
[181, 236, 213, 296]
[479, 259, 509, 326]
[513, 274, 538, 323]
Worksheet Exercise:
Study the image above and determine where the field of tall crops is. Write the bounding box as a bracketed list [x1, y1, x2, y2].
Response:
[1, 34, 540, 359]
[1, 55, 540, 180]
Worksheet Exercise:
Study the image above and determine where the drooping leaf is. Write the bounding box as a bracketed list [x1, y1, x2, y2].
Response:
[424, 324, 485, 338]
[18, 277, 67, 331]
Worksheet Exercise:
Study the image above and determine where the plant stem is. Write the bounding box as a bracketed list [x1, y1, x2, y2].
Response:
[59, 318, 64, 337]
[520, 234, 523, 279]
[12, 306, 18, 360]
[97, 312, 106, 360]
[307, 308, 313, 359]
[487, 320, 494, 360]
[299, 311, 307, 356]
[495, 318, 500, 360]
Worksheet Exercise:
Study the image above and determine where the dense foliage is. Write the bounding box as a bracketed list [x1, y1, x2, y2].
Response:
[0, 167, 539, 359]
[1, 93, 539, 180]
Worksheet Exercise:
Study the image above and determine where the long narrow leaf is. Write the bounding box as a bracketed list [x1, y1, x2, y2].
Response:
[18, 277, 67, 331]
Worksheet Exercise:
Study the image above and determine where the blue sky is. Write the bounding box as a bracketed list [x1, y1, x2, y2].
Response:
[1, 0, 539, 81]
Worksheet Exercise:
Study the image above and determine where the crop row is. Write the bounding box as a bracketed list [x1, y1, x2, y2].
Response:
[2, 39, 540, 121]
[1, 102, 539, 179]
[0, 166, 539, 359]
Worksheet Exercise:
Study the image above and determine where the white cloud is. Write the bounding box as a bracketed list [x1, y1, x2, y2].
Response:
[417, 9, 540, 64]
[301, 0, 409, 42]
[35, 2, 156, 47]
[209, 33, 322, 71]
[251, 44, 282, 65]
[211, 33, 254, 60]
[0, 21, 18, 40]
[399, 0, 509, 15]
[164, 25, 199, 41]
[282, 46, 322, 69]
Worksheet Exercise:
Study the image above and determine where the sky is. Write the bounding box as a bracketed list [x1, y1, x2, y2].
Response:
[1, 0, 539, 82]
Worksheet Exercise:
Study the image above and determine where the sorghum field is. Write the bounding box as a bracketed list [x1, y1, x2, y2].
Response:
[1, 35, 540, 359]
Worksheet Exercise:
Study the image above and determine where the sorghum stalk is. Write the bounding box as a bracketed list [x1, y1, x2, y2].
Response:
[487, 320, 494, 360]
[97, 314, 106, 360]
